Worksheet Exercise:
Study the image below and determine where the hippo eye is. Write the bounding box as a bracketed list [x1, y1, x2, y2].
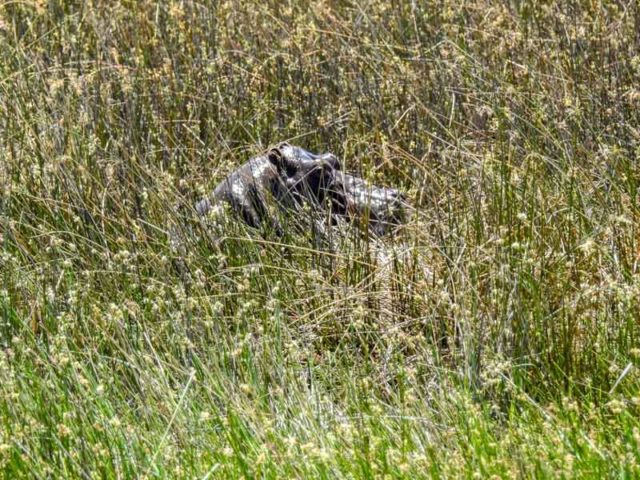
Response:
[284, 162, 298, 178]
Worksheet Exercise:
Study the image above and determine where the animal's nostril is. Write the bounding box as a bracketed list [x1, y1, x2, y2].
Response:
[391, 190, 405, 201]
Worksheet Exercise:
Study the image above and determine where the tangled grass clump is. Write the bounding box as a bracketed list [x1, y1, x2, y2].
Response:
[1, 1, 639, 478]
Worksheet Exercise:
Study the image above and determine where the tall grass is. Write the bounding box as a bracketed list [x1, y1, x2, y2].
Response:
[1, 1, 639, 477]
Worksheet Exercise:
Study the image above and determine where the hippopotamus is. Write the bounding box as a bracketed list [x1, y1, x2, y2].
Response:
[327, 171, 406, 236]
[196, 142, 341, 234]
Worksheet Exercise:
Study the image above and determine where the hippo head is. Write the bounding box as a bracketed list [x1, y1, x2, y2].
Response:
[328, 172, 406, 236]
[268, 142, 341, 205]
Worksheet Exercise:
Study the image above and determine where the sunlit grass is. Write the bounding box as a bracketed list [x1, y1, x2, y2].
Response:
[1, 1, 639, 478]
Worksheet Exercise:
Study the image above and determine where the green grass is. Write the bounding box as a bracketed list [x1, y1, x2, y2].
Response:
[1, 1, 639, 478]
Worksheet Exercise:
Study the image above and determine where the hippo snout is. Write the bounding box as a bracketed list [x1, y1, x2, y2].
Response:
[387, 190, 406, 216]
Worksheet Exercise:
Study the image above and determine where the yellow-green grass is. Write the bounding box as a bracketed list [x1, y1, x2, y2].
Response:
[1, 1, 639, 478]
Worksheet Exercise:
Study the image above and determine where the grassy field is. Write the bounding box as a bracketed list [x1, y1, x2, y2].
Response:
[1, 1, 639, 478]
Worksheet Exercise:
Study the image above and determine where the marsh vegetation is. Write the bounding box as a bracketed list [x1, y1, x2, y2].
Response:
[0, 1, 639, 477]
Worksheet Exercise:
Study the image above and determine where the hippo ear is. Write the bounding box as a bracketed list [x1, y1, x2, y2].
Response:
[267, 147, 283, 166]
